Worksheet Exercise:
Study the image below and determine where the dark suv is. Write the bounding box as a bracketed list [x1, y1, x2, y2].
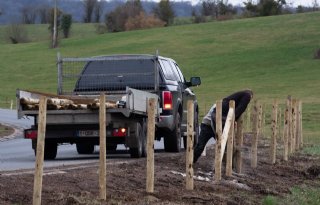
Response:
[73, 54, 201, 152]
[154, 56, 201, 152]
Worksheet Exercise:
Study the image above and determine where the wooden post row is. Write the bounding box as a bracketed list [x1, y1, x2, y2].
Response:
[270, 100, 278, 164]
[186, 100, 194, 190]
[33, 96, 47, 205]
[99, 93, 107, 200]
[146, 98, 156, 193]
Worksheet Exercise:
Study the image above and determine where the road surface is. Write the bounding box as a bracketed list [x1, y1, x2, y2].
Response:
[0, 109, 213, 171]
[0, 109, 166, 171]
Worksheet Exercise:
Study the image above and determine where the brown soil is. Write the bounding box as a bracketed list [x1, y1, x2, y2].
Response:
[0, 134, 320, 205]
[0, 124, 14, 138]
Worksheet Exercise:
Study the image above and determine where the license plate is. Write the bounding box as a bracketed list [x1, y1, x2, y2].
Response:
[77, 130, 99, 137]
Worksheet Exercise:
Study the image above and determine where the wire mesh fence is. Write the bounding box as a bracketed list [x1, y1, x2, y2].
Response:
[58, 55, 159, 95]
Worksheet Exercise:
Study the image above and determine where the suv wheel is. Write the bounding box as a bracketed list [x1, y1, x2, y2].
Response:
[130, 122, 146, 158]
[164, 112, 181, 152]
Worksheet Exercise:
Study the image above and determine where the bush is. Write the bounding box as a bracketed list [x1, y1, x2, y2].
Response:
[61, 14, 72, 38]
[5, 24, 29, 44]
[125, 12, 165, 31]
[94, 23, 108, 34]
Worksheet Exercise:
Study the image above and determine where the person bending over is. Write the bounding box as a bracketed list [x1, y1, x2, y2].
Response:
[193, 89, 253, 163]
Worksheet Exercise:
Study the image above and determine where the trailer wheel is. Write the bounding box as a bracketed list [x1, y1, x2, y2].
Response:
[164, 112, 181, 152]
[183, 108, 199, 149]
[129, 122, 146, 158]
[76, 143, 94, 154]
[33, 140, 58, 160]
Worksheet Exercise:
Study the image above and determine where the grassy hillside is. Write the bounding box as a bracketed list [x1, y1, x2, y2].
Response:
[0, 12, 319, 142]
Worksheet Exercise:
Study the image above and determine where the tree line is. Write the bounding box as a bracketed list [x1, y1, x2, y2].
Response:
[2, 0, 319, 45]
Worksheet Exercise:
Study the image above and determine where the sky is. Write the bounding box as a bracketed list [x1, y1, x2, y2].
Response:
[152, 0, 317, 7]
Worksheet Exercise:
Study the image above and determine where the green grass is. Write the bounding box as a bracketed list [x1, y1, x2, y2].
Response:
[280, 185, 320, 205]
[0, 12, 319, 143]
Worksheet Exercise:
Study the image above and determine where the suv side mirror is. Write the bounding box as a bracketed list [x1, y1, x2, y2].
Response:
[186, 77, 201, 87]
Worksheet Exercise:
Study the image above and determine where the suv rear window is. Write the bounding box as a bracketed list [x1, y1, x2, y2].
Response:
[74, 59, 156, 92]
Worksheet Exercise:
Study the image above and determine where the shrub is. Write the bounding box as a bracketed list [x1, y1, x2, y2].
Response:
[5, 24, 29, 44]
[125, 12, 165, 31]
[61, 14, 72, 38]
[94, 23, 108, 34]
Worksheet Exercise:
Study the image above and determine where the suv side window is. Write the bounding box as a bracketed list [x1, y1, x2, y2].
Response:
[160, 59, 178, 81]
[172, 63, 185, 83]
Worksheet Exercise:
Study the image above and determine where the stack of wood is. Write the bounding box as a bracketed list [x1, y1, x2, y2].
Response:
[20, 97, 117, 111]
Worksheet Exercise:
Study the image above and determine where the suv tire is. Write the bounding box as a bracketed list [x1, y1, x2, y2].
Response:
[164, 112, 181, 152]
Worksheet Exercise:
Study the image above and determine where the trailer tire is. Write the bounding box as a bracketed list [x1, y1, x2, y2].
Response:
[129, 122, 146, 158]
[164, 112, 181, 152]
[76, 143, 94, 154]
[33, 140, 58, 160]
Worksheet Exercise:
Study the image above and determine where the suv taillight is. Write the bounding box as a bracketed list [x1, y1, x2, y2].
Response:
[162, 91, 173, 110]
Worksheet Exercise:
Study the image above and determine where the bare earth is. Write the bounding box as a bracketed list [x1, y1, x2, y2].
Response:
[0, 124, 14, 139]
[0, 134, 320, 205]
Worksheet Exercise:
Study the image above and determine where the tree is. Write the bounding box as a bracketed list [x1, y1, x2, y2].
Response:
[83, 0, 97, 23]
[105, 0, 144, 32]
[61, 14, 72, 38]
[201, 0, 218, 18]
[312, 0, 319, 11]
[48, 7, 62, 48]
[21, 6, 37, 24]
[244, 0, 286, 17]
[296, 5, 304, 13]
[125, 12, 165, 31]
[38, 6, 50, 24]
[94, 0, 104, 23]
[153, 0, 175, 26]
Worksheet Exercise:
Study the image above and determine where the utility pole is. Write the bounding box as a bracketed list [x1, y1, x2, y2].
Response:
[52, 0, 57, 48]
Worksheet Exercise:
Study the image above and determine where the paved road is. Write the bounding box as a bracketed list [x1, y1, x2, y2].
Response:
[0, 109, 166, 171]
[0, 109, 213, 171]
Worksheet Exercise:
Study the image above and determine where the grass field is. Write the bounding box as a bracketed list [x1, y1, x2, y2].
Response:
[0, 12, 319, 144]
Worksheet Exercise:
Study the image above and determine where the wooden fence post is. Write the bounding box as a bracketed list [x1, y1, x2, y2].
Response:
[251, 100, 259, 168]
[278, 107, 282, 141]
[214, 100, 223, 182]
[33, 96, 47, 205]
[295, 101, 300, 150]
[292, 99, 297, 152]
[99, 93, 107, 200]
[186, 100, 194, 190]
[283, 99, 290, 161]
[288, 96, 293, 154]
[146, 98, 156, 193]
[226, 101, 235, 177]
[271, 100, 278, 164]
[234, 115, 243, 174]
[298, 101, 303, 148]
